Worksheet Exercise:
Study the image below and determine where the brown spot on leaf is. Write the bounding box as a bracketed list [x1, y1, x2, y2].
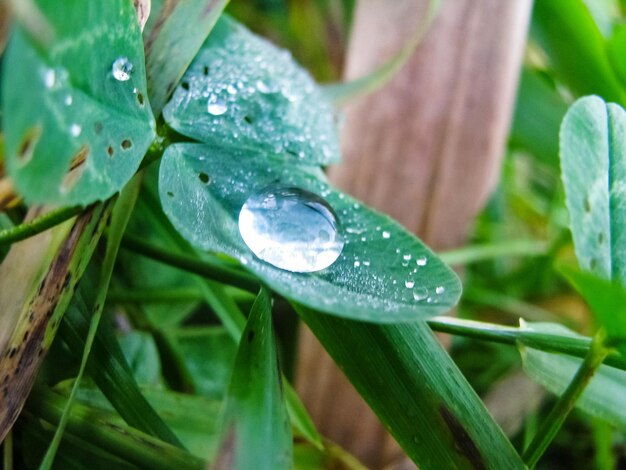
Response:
[61, 145, 90, 192]
[439, 405, 486, 470]
[17, 125, 42, 164]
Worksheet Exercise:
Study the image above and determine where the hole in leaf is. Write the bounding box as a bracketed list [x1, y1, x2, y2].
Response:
[61, 145, 89, 193]
[18, 126, 42, 164]
[198, 172, 210, 184]
[94, 122, 104, 134]
[203, 65, 209, 76]
[583, 197, 591, 213]
[107, 146, 114, 157]
[121, 139, 132, 150]
[181, 82, 190, 91]
[136, 92, 145, 106]
[244, 115, 254, 124]
[166, 191, 174, 198]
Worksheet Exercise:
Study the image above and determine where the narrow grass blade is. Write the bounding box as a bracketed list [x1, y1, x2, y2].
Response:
[39, 177, 143, 468]
[296, 307, 525, 469]
[215, 288, 292, 470]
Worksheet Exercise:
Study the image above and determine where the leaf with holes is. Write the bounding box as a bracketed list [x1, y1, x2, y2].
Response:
[560, 96, 626, 282]
[2, 0, 155, 206]
[158, 143, 461, 322]
[162, 16, 340, 165]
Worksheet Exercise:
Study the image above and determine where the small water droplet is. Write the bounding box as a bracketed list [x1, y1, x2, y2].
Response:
[435, 286, 445, 294]
[207, 94, 228, 115]
[238, 184, 344, 273]
[382, 231, 391, 239]
[64, 95, 73, 106]
[112, 57, 133, 81]
[363, 261, 370, 266]
[405, 280, 415, 288]
[416, 257, 427, 266]
[256, 80, 271, 93]
[354, 261, 361, 267]
[413, 287, 428, 301]
[70, 124, 81, 137]
[44, 69, 56, 88]
[403, 254, 412, 261]
[226, 84, 237, 94]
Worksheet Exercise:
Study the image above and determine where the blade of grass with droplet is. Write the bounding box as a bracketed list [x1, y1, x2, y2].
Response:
[322, 0, 441, 107]
[296, 307, 525, 469]
[215, 288, 292, 470]
[143, 0, 229, 115]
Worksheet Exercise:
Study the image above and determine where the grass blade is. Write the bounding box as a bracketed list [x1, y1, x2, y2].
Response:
[215, 288, 292, 470]
[296, 307, 526, 469]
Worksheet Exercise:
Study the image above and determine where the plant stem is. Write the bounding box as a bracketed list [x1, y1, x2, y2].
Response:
[121, 233, 260, 293]
[3, 430, 12, 470]
[108, 286, 203, 303]
[439, 239, 548, 266]
[0, 205, 83, 245]
[522, 329, 610, 468]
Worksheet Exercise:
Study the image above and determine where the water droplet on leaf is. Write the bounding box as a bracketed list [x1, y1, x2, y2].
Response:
[382, 231, 391, 239]
[70, 124, 81, 137]
[238, 184, 344, 273]
[405, 280, 415, 288]
[207, 94, 228, 115]
[416, 257, 427, 266]
[112, 57, 133, 81]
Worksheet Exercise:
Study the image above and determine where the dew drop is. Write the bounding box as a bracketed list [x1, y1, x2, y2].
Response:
[413, 287, 428, 301]
[382, 231, 391, 239]
[238, 184, 344, 273]
[43, 69, 55, 88]
[416, 257, 427, 266]
[256, 80, 271, 93]
[435, 286, 445, 294]
[405, 280, 415, 289]
[403, 254, 412, 261]
[64, 95, 73, 106]
[226, 84, 237, 95]
[207, 94, 228, 115]
[70, 124, 82, 137]
[354, 261, 361, 268]
[112, 57, 133, 81]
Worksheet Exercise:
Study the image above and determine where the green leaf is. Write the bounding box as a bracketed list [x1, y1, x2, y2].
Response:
[162, 16, 340, 165]
[532, 0, 626, 104]
[143, 0, 230, 115]
[607, 24, 626, 88]
[521, 342, 626, 431]
[158, 143, 461, 322]
[560, 96, 626, 281]
[560, 267, 626, 355]
[297, 308, 526, 469]
[164, 327, 236, 399]
[216, 288, 292, 470]
[509, 68, 568, 166]
[118, 331, 163, 387]
[2, 0, 155, 206]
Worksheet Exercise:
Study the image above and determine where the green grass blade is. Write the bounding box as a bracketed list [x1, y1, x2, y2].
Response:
[296, 306, 525, 469]
[216, 288, 292, 470]
[39, 177, 142, 469]
[323, 0, 441, 106]
[144, 0, 230, 115]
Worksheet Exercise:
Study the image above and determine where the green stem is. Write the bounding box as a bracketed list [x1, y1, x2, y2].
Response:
[0, 205, 83, 246]
[522, 330, 610, 468]
[108, 286, 203, 303]
[121, 233, 260, 293]
[427, 317, 625, 371]
[3, 429, 12, 470]
[438, 240, 548, 266]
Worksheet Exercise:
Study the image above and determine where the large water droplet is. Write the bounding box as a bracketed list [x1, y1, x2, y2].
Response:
[112, 57, 133, 81]
[207, 94, 228, 115]
[238, 184, 344, 273]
